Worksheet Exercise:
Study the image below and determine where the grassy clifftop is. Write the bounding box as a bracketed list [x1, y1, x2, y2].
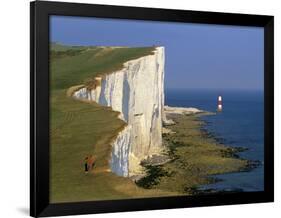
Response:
[50, 45, 175, 203]
[51, 45, 155, 90]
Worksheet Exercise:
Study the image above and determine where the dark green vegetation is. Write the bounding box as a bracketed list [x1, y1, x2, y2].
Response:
[50, 44, 176, 203]
[136, 165, 170, 189]
[137, 113, 248, 194]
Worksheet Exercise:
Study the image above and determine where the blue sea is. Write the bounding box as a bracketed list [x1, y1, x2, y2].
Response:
[165, 89, 264, 192]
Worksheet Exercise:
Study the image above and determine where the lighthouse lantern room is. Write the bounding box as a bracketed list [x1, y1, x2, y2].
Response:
[217, 95, 222, 112]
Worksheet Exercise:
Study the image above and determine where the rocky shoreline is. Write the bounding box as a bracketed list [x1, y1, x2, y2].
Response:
[135, 107, 259, 195]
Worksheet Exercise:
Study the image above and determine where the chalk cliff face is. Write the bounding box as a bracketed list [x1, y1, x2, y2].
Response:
[73, 47, 165, 176]
[110, 125, 131, 176]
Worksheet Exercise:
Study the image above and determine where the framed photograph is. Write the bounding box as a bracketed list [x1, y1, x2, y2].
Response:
[30, 1, 274, 217]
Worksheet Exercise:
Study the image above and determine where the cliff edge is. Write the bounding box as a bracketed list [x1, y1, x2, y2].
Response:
[72, 47, 165, 176]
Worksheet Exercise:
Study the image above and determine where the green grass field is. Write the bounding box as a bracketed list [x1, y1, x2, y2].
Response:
[50, 45, 176, 203]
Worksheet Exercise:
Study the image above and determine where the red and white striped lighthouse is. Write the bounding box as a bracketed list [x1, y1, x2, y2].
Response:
[217, 95, 222, 112]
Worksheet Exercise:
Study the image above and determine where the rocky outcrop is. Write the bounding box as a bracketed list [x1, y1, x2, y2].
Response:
[73, 47, 165, 176]
[164, 106, 202, 115]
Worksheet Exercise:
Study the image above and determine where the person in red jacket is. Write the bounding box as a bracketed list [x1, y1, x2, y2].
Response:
[84, 155, 96, 173]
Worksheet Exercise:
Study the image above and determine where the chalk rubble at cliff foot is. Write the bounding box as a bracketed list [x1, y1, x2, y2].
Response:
[73, 47, 165, 177]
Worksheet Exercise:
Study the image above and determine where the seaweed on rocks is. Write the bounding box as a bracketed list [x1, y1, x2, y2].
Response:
[135, 165, 170, 189]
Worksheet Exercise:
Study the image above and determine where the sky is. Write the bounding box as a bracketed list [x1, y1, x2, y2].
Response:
[50, 16, 264, 91]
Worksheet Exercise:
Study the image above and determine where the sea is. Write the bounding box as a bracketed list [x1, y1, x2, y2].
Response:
[165, 89, 264, 192]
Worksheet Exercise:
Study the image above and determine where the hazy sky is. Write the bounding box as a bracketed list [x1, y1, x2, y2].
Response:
[50, 16, 264, 91]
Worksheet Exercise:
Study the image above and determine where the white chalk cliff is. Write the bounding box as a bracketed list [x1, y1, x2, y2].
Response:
[73, 47, 165, 177]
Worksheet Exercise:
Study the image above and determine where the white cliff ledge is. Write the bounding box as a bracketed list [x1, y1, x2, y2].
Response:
[72, 47, 165, 177]
[164, 105, 202, 115]
[163, 106, 203, 126]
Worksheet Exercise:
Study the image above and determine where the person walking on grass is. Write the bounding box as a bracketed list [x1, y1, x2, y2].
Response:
[88, 155, 96, 171]
[84, 156, 89, 173]
[84, 155, 96, 173]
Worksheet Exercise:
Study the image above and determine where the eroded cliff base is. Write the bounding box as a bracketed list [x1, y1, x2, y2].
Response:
[136, 112, 250, 195]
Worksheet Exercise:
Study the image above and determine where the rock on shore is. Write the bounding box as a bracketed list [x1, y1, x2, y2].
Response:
[163, 106, 203, 126]
[164, 106, 202, 115]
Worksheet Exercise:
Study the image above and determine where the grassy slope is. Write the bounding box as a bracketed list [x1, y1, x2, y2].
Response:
[51, 46, 155, 90]
[50, 46, 176, 203]
[50, 42, 89, 51]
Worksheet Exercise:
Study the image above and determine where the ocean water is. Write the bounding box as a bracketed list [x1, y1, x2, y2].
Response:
[165, 89, 264, 192]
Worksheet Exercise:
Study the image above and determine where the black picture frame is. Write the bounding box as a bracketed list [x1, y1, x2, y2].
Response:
[30, 1, 274, 217]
